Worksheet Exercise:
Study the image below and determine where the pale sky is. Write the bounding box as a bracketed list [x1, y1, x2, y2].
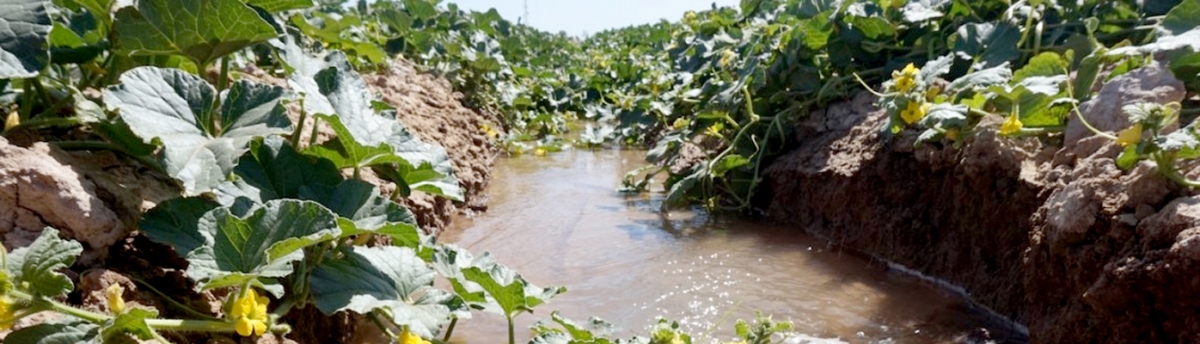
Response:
[446, 0, 740, 36]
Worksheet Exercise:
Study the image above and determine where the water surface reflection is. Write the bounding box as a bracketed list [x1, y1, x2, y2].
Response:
[440, 149, 1014, 343]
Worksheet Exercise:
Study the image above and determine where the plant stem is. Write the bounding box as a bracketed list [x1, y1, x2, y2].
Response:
[292, 99, 308, 148]
[214, 57, 231, 135]
[309, 116, 322, 148]
[3, 116, 82, 135]
[131, 277, 221, 321]
[443, 317, 458, 342]
[507, 316, 516, 344]
[10, 290, 110, 323]
[51, 141, 166, 175]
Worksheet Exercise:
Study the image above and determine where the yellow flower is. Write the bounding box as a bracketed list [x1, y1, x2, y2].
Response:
[106, 284, 126, 314]
[891, 63, 919, 92]
[480, 123, 500, 139]
[925, 85, 941, 101]
[945, 129, 960, 141]
[0, 295, 15, 330]
[230, 288, 269, 337]
[1118, 123, 1143, 147]
[684, 11, 698, 22]
[1000, 114, 1023, 136]
[719, 49, 736, 69]
[399, 327, 432, 344]
[672, 118, 690, 130]
[534, 148, 547, 156]
[705, 122, 725, 137]
[899, 101, 929, 125]
[3, 112, 17, 130]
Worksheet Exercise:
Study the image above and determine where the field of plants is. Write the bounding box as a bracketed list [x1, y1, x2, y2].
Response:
[0, 0, 1198, 342]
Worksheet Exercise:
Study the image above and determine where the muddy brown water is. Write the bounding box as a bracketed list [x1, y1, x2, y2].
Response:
[439, 149, 1020, 343]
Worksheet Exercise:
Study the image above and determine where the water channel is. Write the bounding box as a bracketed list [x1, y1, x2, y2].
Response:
[440, 149, 1020, 343]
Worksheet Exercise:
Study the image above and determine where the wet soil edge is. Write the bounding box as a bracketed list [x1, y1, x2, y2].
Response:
[762, 91, 1200, 343]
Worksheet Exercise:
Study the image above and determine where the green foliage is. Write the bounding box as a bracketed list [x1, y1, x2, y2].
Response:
[5, 319, 101, 344]
[103, 67, 293, 195]
[0, 0, 52, 78]
[3, 0, 1197, 343]
[112, 0, 279, 67]
[309, 246, 458, 338]
[287, 50, 463, 200]
[171, 200, 341, 295]
[5, 228, 82, 298]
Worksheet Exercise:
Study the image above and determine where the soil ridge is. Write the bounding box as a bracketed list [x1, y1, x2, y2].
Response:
[763, 64, 1200, 343]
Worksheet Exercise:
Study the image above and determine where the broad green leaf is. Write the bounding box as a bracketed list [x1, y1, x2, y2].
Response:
[141, 197, 220, 256]
[104, 67, 292, 195]
[919, 103, 970, 129]
[291, 52, 462, 200]
[6, 228, 83, 298]
[431, 245, 491, 311]
[1155, 0, 1200, 51]
[802, 14, 833, 50]
[550, 311, 614, 340]
[100, 308, 159, 341]
[946, 65, 1012, 93]
[1073, 51, 1105, 101]
[185, 200, 340, 292]
[300, 180, 418, 229]
[112, 0, 279, 67]
[988, 77, 1069, 128]
[712, 154, 750, 177]
[0, 0, 52, 78]
[309, 246, 457, 339]
[1159, 131, 1200, 155]
[216, 135, 342, 215]
[846, 16, 894, 40]
[462, 263, 565, 319]
[4, 319, 100, 344]
[1014, 52, 1069, 82]
[243, 0, 313, 12]
[954, 22, 1020, 69]
[403, 0, 439, 20]
[306, 115, 406, 170]
[919, 54, 955, 82]
[1170, 51, 1200, 91]
[211, 136, 421, 244]
[901, 0, 952, 22]
[1162, 0, 1200, 35]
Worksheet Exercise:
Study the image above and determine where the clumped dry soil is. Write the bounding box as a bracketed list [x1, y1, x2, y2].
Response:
[763, 61, 1200, 343]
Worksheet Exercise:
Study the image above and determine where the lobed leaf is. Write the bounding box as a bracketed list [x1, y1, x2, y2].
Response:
[6, 228, 83, 298]
[112, 0, 279, 66]
[104, 67, 292, 195]
[185, 200, 340, 293]
[309, 246, 458, 339]
[4, 319, 100, 344]
[0, 0, 52, 78]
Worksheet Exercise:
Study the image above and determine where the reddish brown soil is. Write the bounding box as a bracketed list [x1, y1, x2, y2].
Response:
[763, 62, 1200, 343]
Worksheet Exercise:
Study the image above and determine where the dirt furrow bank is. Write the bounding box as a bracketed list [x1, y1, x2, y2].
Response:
[763, 64, 1200, 343]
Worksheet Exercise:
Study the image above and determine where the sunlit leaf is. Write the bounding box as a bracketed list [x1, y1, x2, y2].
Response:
[6, 228, 82, 298]
[0, 0, 52, 78]
[184, 200, 340, 294]
[103, 67, 292, 195]
[112, 0, 279, 66]
[309, 246, 459, 339]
